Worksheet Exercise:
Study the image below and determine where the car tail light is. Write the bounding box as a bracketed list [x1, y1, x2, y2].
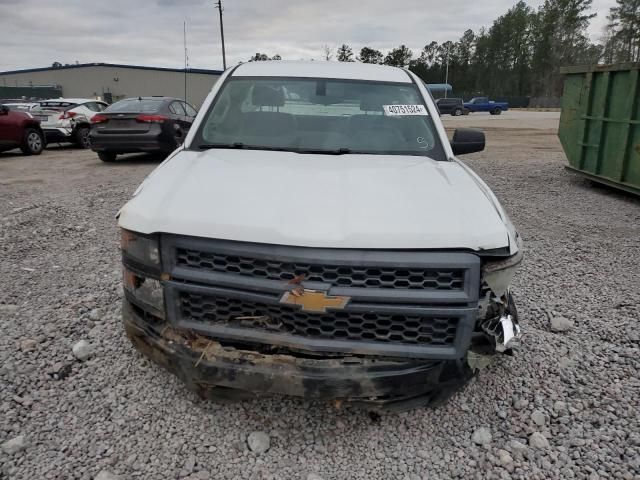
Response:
[91, 114, 108, 124]
[135, 114, 167, 123]
[59, 111, 77, 120]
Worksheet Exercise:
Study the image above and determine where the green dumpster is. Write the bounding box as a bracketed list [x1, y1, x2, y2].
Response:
[559, 63, 640, 196]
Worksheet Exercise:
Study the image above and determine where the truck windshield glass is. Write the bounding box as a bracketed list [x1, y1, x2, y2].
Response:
[194, 77, 446, 159]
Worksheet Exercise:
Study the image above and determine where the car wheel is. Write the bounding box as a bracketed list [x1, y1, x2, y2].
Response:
[98, 151, 117, 163]
[20, 128, 45, 155]
[452, 108, 463, 116]
[75, 126, 91, 149]
[174, 129, 185, 148]
[491, 108, 502, 116]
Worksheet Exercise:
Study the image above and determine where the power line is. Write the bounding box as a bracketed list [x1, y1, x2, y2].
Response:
[215, 0, 227, 70]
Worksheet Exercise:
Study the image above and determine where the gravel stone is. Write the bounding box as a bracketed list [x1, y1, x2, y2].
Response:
[530, 410, 546, 426]
[529, 432, 550, 449]
[184, 455, 196, 473]
[2, 435, 28, 454]
[18, 338, 38, 352]
[510, 440, 528, 453]
[1, 113, 638, 480]
[513, 398, 529, 410]
[550, 316, 574, 332]
[471, 427, 492, 445]
[247, 431, 270, 454]
[72, 339, 94, 361]
[306, 474, 324, 480]
[94, 471, 123, 480]
[0, 304, 18, 314]
[552, 400, 567, 413]
[497, 449, 513, 466]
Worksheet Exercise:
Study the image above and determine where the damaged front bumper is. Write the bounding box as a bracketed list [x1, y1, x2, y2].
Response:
[123, 299, 474, 410]
[119, 232, 523, 410]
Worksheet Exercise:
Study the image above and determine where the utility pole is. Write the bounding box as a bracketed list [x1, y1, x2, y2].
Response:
[215, 0, 227, 70]
[183, 21, 188, 103]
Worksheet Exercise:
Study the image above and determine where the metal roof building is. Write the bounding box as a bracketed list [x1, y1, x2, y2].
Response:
[0, 63, 223, 107]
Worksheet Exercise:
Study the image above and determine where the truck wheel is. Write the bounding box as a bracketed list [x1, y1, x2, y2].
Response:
[20, 128, 45, 155]
[490, 108, 502, 116]
[452, 108, 463, 116]
[75, 126, 91, 149]
[98, 151, 117, 163]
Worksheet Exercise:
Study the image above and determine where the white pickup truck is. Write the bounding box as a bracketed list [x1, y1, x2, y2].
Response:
[117, 61, 523, 410]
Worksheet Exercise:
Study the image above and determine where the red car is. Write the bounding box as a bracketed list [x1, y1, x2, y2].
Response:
[0, 104, 46, 155]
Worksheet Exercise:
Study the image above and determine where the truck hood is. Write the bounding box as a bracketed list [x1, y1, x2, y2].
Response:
[118, 149, 510, 250]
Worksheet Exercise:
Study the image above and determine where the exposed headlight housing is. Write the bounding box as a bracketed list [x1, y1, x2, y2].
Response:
[120, 229, 160, 270]
[123, 267, 165, 317]
[481, 236, 523, 299]
[121, 229, 164, 318]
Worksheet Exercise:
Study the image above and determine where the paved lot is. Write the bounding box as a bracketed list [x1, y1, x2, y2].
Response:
[1, 111, 639, 479]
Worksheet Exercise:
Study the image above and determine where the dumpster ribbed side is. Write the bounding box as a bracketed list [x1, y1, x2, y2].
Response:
[559, 63, 640, 196]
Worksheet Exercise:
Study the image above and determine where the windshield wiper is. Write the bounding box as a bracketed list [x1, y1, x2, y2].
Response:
[198, 143, 294, 152]
[198, 143, 353, 155]
[199, 142, 246, 150]
[294, 147, 352, 155]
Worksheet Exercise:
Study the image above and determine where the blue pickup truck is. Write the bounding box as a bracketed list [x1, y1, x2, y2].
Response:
[464, 97, 509, 115]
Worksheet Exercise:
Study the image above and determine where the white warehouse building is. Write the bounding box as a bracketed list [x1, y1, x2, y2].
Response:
[0, 62, 223, 107]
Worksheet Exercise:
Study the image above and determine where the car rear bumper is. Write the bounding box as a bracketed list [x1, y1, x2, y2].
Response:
[43, 127, 73, 142]
[90, 132, 175, 153]
[122, 298, 474, 410]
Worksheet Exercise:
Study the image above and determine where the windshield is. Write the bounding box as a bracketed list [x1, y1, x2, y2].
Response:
[106, 99, 164, 113]
[36, 101, 77, 111]
[193, 77, 445, 159]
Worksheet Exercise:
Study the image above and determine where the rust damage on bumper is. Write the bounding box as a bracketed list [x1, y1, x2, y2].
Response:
[123, 300, 474, 410]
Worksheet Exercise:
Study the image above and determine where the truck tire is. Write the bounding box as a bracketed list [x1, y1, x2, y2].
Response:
[98, 151, 117, 162]
[452, 108, 463, 116]
[75, 126, 91, 149]
[20, 128, 45, 155]
[490, 107, 502, 116]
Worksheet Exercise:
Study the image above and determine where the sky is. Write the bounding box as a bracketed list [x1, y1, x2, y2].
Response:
[0, 0, 616, 72]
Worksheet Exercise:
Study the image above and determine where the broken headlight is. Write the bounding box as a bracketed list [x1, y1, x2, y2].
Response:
[123, 267, 165, 317]
[121, 229, 164, 317]
[120, 229, 160, 270]
[481, 237, 523, 298]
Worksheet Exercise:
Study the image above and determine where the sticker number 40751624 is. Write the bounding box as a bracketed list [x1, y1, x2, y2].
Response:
[383, 105, 429, 116]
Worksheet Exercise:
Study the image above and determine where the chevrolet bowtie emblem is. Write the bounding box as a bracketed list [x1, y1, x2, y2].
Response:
[279, 289, 350, 313]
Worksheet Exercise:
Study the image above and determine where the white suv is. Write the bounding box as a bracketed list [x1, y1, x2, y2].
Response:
[33, 98, 108, 148]
[117, 61, 523, 410]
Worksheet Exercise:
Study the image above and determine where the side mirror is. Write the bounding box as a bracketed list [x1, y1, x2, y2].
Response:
[0, 105, 8, 115]
[450, 128, 485, 155]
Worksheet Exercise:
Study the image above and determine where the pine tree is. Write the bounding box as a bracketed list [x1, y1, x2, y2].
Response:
[336, 45, 354, 62]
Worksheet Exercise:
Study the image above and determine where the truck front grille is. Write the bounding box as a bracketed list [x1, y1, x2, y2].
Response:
[179, 292, 459, 346]
[176, 248, 464, 290]
[161, 235, 481, 359]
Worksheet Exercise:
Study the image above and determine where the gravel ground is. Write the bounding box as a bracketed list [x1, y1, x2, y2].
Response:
[1, 112, 639, 479]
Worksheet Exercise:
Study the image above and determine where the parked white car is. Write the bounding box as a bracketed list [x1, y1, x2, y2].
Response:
[33, 98, 107, 148]
[117, 61, 523, 410]
[1, 102, 40, 112]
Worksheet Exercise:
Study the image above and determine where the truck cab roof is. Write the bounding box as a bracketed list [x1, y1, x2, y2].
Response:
[233, 60, 413, 83]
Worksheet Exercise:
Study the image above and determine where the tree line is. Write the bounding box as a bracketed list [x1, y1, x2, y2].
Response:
[249, 0, 639, 98]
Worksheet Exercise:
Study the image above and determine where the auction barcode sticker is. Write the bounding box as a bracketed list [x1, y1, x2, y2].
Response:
[383, 105, 429, 116]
